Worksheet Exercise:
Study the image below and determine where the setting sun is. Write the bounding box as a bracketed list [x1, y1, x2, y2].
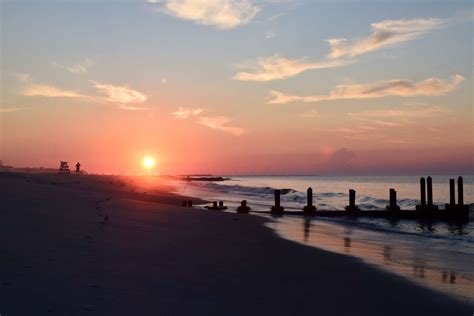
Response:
[143, 156, 155, 169]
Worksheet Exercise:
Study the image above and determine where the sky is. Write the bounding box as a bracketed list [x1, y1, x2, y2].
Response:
[1, 0, 473, 175]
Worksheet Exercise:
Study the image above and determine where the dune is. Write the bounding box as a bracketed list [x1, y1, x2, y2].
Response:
[0, 172, 472, 315]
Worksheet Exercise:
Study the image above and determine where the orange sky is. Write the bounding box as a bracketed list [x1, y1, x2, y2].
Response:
[1, 1, 473, 175]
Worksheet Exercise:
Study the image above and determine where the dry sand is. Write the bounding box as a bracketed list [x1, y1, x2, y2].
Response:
[0, 172, 472, 315]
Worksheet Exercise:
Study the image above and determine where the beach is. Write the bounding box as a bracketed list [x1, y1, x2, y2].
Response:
[0, 172, 472, 315]
[179, 175, 474, 301]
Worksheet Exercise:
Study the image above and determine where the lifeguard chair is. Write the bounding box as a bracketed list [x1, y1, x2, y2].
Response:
[59, 161, 71, 174]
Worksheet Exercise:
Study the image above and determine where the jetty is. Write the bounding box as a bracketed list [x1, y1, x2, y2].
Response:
[202, 176, 470, 222]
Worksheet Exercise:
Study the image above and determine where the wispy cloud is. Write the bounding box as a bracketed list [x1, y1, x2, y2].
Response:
[269, 74, 463, 104]
[233, 55, 352, 81]
[16, 73, 86, 98]
[0, 107, 30, 113]
[328, 18, 445, 59]
[197, 116, 245, 136]
[349, 105, 444, 120]
[348, 104, 445, 127]
[51, 58, 93, 74]
[173, 106, 203, 119]
[91, 81, 147, 104]
[17, 74, 147, 110]
[23, 84, 85, 98]
[149, 0, 261, 29]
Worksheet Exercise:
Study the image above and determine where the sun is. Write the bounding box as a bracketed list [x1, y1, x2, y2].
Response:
[143, 156, 155, 169]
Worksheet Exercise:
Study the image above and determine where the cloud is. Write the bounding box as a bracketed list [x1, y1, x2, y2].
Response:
[349, 105, 444, 120]
[0, 107, 29, 113]
[51, 58, 93, 74]
[328, 18, 445, 59]
[347, 104, 445, 127]
[197, 116, 245, 136]
[16, 73, 86, 99]
[269, 74, 464, 104]
[16, 75, 147, 110]
[233, 55, 352, 81]
[329, 147, 357, 165]
[91, 81, 147, 104]
[150, 0, 261, 29]
[22, 84, 85, 98]
[172, 106, 203, 119]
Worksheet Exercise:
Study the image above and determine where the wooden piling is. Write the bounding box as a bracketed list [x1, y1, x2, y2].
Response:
[387, 188, 400, 212]
[349, 189, 356, 207]
[458, 176, 464, 205]
[307, 187, 313, 207]
[187, 200, 193, 207]
[237, 200, 250, 213]
[345, 189, 360, 212]
[420, 177, 426, 205]
[303, 187, 317, 215]
[271, 189, 284, 214]
[449, 179, 455, 205]
[219, 201, 224, 208]
[390, 189, 396, 208]
[427, 176, 433, 205]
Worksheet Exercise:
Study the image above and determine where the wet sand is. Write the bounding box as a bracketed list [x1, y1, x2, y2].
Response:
[266, 215, 474, 302]
[0, 172, 472, 315]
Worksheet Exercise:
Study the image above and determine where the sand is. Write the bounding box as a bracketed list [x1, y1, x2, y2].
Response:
[0, 172, 472, 315]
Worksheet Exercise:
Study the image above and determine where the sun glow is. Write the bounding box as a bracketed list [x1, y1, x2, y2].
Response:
[143, 156, 155, 169]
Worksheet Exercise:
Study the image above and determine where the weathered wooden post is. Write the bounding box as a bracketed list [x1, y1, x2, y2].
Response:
[345, 189, 360, 212]
[271, 189, 284, 214]
[424, 176, 439, 211]
[427, 176, 433, 206]
[449, 179, 456, 205]
[182, 200, 187, 207]
[446, 176, 469, 218]
[237, 200, 250, 213]
[187, 200, 193, 207]
[303, 187, 317, 215]
[416, 177, 432, 212]
[349, 189, 356, 207]
[207, 200, 228, 210]
[386, 188, 400, 212]
[457, 176, 464, 206]
[420, 177, 426, 206]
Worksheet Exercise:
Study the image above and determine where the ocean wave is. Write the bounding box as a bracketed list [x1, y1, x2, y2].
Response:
[194, 181, 421, 210]
[199, 182, 297, 196]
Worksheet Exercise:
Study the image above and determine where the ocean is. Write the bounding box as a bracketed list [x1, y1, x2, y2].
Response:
[175, 175, 474, 301]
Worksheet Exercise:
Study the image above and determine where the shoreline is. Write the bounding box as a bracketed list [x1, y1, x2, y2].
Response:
[177, 179, 474, 303]
[0, 172, 472, 315]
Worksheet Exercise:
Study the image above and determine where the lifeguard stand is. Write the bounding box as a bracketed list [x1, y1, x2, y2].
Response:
[59, 161, 71, 174]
